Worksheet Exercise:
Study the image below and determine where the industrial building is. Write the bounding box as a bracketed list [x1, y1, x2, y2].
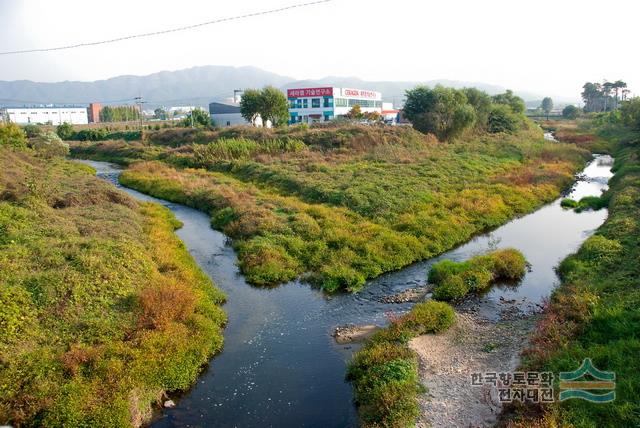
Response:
[1, 106, 88, 125]
[209, 101, 270, 128]
[287, 87, 383, 124]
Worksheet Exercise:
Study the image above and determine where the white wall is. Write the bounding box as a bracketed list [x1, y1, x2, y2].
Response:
[5, 108, 88, 125]
[211, 112, 271, 128]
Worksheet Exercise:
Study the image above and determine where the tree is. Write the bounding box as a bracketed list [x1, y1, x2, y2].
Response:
[492, 90, 526, 114]
[462, 87, 493, 130]
[487, 104, 520, 134]
[154, 108, 167, 120]
[259, 86, 289, 127]
[240, 89, 263, 125]
[0, 123, 28, 148]
[240, 87, 289, 127]
[541, 97, 554, 119]
[562, 105, 580, 119]
[56, 122, 75, 140]
[181, 108, 211, 128]
[346, 105, 364, 120]
[403, 85, 476, 140]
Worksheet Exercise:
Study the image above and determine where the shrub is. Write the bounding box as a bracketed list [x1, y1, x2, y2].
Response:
[577, 235, 622, 264]
[0, 123, 27, 148]
[431, 248, 527, 300]
[404, 301, 456, 334]
[30, 131, 70, 158]
[489, 248, 527, 280]
[23, 124, 43, 138]
[56, 122, 75, 140]
[318, 264, 366, 293]
[575, 195, 608, 212]
[427, 259, 470, 284]
[432, 274, 469, 300]
[561, 198, 579, 209]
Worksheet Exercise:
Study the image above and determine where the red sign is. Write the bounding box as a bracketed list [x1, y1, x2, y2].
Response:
[287, 87, 333, 98]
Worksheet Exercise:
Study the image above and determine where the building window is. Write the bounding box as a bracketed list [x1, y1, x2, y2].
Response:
[324, 113, 333, 122]
[323, 97, 333, 108]
[312, 98, 320, 108]
[334, 98, 348, 107]
[303, 99, 308, 108]
[290, 100, 296, 108]
[296, 99, 302, 108]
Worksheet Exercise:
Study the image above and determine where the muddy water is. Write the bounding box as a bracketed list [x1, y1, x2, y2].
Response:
[80, 154, 612, 428]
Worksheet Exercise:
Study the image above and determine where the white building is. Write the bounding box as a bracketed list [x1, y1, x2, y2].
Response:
[209, 101, 270, 128]
[287, 87, 383, 124]
[1, 107, 88, 125]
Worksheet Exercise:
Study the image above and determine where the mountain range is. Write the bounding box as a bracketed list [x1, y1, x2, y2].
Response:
[0, 65, 570, 109]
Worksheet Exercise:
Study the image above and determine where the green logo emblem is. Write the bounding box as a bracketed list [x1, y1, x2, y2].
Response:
[559, 358, 615, 403]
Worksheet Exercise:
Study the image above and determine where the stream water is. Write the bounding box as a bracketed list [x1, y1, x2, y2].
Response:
[80, 154, 613, 428]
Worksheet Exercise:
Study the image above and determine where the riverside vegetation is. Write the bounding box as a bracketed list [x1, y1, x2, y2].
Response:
[71, 122, 590, 293]
[348, 248, 527, 427]
[0, 138, 226, 426]
[502, 112, 640, 427]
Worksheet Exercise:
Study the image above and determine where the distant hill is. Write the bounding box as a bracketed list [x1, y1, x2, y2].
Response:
[0, 65, 573, 109]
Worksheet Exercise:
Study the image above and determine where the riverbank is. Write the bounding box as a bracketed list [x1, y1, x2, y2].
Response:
[499, 120, 640, 427]
[0, 149, 226, 427]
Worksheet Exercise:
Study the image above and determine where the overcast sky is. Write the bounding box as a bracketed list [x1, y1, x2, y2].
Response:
[0, 0, 637, 100]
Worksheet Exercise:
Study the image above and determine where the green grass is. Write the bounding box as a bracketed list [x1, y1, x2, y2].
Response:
[506, 122, 640, 427]
[73, 125, 590, 292]
[429, 248, 527, 300]
[0, 149, 226, 427]
[347, 301, 455, 427]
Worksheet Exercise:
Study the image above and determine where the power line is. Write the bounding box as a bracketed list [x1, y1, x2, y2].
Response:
[0, 0, 332, 56]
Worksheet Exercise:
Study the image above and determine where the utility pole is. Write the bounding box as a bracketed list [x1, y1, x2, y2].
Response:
[134, 96, 144, 131]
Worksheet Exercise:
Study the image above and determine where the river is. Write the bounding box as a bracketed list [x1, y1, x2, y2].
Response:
[80, 154, 613, 428]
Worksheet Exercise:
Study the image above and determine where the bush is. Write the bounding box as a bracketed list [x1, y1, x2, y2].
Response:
[430, 248, 527, 300]
[489, 248, 527, 280]
[432, 274, 469, 300]
[427, 259, 470, 284]
[23, 124, 43, 138]
[561, 198, 579, 208]
[577, 235, 622, 264]
[56, 122, 75, 140]
[30, 131, 70, 158]
[488, 104, 520, 134]
[0, 123, 27, 148]
[404, 301, 456, 334]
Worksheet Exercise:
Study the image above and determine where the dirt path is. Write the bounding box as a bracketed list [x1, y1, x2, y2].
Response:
[409, 307, 537, 428]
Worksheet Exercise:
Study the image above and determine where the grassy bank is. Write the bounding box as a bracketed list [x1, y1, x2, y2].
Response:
[502, 122, 640, 426]
[347, 301, 456, 427]
[74, 125, 590, 291]
[0, 148, 226, 427]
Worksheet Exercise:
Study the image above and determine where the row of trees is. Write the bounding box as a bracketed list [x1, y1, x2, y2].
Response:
[582, 80, 629, 113]
[403, 86, 527, 140]
[99, 105, 141, 122]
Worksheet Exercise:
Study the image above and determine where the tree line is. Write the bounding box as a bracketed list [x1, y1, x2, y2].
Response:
[99, 105, 141, 122]
[402, 86, 527, 140]
[582, 80, 629, 113]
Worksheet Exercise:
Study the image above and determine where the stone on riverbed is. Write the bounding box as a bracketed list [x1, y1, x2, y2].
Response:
[332, 325, 380, 344]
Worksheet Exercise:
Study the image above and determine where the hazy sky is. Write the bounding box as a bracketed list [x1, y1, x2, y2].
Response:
[0, 0, 637, 100]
